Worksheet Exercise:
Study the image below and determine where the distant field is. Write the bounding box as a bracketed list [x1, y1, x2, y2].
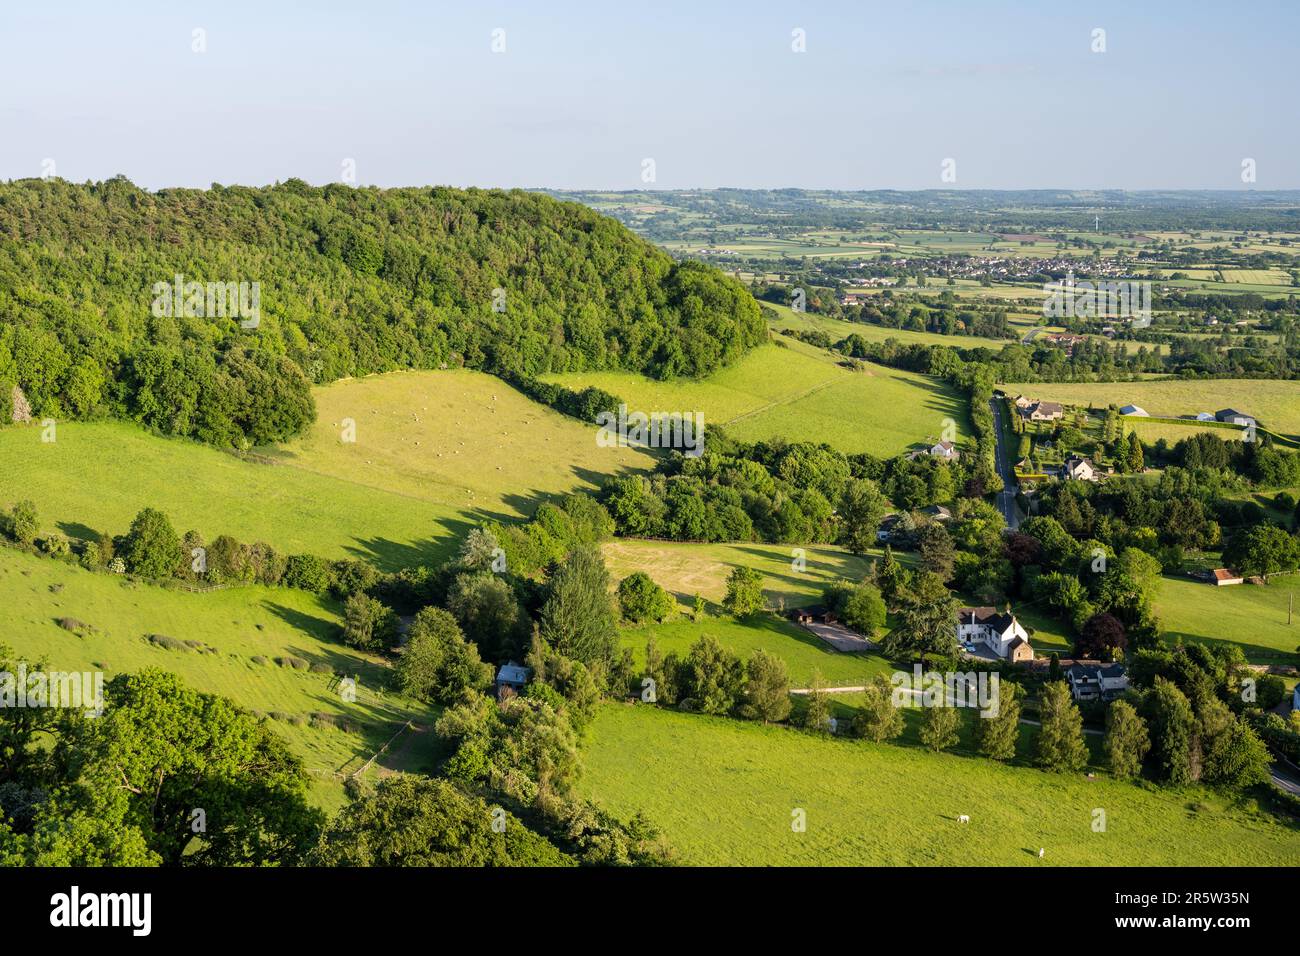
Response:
[261, 369, 655, 520]
[1219, 268, 1292, 284]
[582, 704, 1299, 866]
[618, 615, 893, 688]
[546, 340, 971, 456]
[1000, 379, 1300, 441]
[0, 547, 441, 810]
[601, 538, 879, 610]
[1156, 574, 1300, 663]
[763, 299, 1014, 351]
[0, 420, 466, 571]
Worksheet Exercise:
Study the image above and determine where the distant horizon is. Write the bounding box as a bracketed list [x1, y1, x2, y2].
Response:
[11, 177, 1300, 199]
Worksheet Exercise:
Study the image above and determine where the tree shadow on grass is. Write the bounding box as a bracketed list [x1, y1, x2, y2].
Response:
[726, 543, 873, 599]
[56, 521, 100, 543]
[892, 370, 971, 428]
[261, 601, 339, 642]
[344, 529, 468, 572]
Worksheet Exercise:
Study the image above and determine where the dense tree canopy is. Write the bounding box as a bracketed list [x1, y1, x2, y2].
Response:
[0, 178, 765, 447]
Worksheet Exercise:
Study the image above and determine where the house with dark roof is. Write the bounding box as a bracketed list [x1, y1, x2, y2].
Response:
[923, 504, 953, 522]
[1014, 396, 1065, 423]
[1215, 408, 1256, 428]
[956, 607, 1033, 662]
[1065, 662, 1129, 702]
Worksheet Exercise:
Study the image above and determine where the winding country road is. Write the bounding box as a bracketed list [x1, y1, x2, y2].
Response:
[989, 396, 1022, 530]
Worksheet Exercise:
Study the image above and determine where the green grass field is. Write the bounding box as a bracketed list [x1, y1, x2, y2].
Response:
[601, 538, 880, 610]
[260, 368, 655, 519]
[546, 340, 970, 456]
[0, 368, 658, 572]
[0, 419, 470, 571]
[1005, 380, 1300, 441]
[1126, 418, 1244, 446]
[618, 615, 893, 688]
[0, 547, 442, 810]
[582, 703, 1299, 865]
[1219, 268, 1292, 284]
[1156, 574, 1300, 663]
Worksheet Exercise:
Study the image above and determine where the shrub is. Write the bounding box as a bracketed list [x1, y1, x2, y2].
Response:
[824, 579, 886, 636]
[723, 566, 765, 618]
[146, 634, 188, 652]
[7, 499, 39, 545]
[341, 592, 398, 651]
[283, 553, 332, 593]
[617, 572, 676, 624]
[40, 533, 71, 558]
[1255, 674, 1287, 710]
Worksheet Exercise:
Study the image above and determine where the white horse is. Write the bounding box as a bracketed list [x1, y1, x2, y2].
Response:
[957, 815, 970, 824]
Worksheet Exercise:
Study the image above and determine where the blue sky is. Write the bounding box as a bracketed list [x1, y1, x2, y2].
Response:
[1, 0, 1295, 190]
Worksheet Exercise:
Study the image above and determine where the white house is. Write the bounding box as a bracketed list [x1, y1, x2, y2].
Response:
[956, 607, 1033, 662]
[929, 440, 960, 461]
[1065, 663, 1129, 702]
[1062, 456, 1098, 482]
[1119, 404, 1148, 417]
[1195, 412, 1215, 422]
